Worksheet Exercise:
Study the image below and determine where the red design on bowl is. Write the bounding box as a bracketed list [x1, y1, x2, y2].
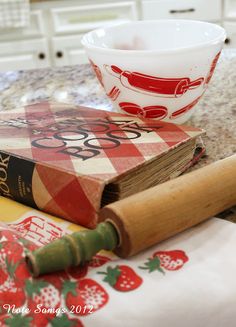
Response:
[90, 59, 104, 86]
[106, 65, 204, 98]
[119, 102, 168, 119]
[170, 96, 202, 119]
[205, 51, 221, 85]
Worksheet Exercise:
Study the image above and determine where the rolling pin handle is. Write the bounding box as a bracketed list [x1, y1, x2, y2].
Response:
[26, 222, 119, 277]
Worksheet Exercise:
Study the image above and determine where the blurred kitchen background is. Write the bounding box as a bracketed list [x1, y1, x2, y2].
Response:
[0, 0, 234, 72]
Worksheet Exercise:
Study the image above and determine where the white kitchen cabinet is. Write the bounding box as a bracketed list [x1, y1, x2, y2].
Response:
[49, 1, 138, 66]
[0, 0, 138, 71]
[0, 9, 49, 72]
[0, 0, 236, 71]
[51, 1, 138, 34]
[224, 0, 236, 19]
[0, 38, 50, 72]
[223, 22, 236, 47]
[51, 34, 88, 66]
[223, 0, 236, 47]
[49, 1, 138, 65]
[141, 0, 222, 22]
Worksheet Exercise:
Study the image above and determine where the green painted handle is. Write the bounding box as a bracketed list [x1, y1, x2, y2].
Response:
[26, 222, 119, 277]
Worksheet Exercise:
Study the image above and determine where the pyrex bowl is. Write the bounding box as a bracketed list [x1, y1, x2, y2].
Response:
[81, 20, 226, 124]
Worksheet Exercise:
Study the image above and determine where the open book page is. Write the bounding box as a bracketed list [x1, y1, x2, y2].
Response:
[0, 197, 236, 327]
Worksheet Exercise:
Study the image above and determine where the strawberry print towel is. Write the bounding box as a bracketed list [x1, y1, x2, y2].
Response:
[0, 197, 236, 327]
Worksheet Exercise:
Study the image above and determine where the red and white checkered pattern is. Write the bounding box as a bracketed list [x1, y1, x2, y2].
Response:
[0, 101, 204, 227]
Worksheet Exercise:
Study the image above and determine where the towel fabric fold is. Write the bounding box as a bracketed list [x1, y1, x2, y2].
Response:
[0, 203, 235, 326]
[0, 0, 30, 29]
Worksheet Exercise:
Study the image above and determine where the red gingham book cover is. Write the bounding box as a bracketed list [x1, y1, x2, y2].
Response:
[0, 101, 205, 228]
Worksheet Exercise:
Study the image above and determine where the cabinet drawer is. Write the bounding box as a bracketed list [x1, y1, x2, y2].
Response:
[141, 0, 221, 21]
[51, 35, 89, 66]
[0, 38, 50, 72]
[223, 22, 236, 48]
[51, 1, 138, 35]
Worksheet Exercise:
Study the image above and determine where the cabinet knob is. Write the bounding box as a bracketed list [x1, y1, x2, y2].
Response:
[56, 51, 64, 58]
[225, 37, 231, 45]
[38, 53, 46, 60]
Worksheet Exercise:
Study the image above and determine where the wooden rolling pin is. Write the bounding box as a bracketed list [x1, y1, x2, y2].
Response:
[26, 154, 236, 277]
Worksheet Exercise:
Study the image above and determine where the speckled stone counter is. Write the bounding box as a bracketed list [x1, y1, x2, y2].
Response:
[0, 49, 235, 217]
[0, 49, 235, 163]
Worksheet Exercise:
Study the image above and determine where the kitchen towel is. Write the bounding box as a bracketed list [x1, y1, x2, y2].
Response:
[0, 0, 30, 29]
[0, 197, 235, 327]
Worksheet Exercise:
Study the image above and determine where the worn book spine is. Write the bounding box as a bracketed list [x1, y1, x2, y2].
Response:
[0, 149, 103, 228]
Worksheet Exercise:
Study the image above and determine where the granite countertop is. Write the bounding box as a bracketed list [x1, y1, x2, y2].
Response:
[0, 49, 235, 164]
[0, 49, 235, 217]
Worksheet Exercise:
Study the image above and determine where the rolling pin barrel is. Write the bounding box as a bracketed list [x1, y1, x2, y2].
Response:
[99, 154, 236, 258]
[26, 155, 236, 277]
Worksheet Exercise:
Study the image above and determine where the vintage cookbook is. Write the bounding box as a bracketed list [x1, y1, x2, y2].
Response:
[0, 101, 205, 228]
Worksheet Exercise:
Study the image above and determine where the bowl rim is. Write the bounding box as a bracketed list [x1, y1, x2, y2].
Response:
[81, 19, 226, 56]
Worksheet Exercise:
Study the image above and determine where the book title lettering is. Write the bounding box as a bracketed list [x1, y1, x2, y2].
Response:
[0, 153, 13, 199]
[30, 117, 162, 161]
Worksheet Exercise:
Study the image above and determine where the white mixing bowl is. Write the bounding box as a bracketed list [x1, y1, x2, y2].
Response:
[82, 20, 226, 124]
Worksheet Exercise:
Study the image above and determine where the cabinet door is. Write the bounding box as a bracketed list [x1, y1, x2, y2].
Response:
[141, 0, 221, 21]
[0, 38, 50, 72]
[224, 0, 236, 19]
[51, 1, 138, 35]
[51, 35, 88, 66]
[224, 22, 236, 48]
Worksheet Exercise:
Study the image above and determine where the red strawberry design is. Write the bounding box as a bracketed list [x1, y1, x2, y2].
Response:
[0, 257, 28, 285]
[119, 102, 168, 119]
[0, 239, 29, 309]
[63, 278, 108, 315]
[0, 241, 23, 264]
[49, 314, 84, 327]
[98, 265, 143, 292]
[26, 275, 63, 304]
[89, 255, 111, 268]
[0, 278, 26, 308]
[0, 313, 10, 327]
[154, 250, 189, 270]
[140, 250, 189, 274]
[14, 261, 31, 286]
[0, 230, 18, 242]
[26, 276, 62, 326]
[67, 263, 88, 280]
[0, 240, 31, 286]
[0, 267, 8, 285]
